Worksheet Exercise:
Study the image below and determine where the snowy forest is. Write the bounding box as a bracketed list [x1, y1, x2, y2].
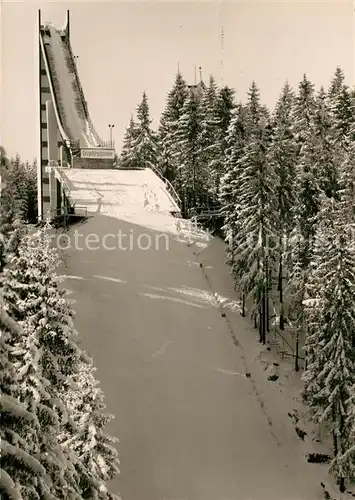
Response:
[120, 67, 355, 492]
[0, 149, 120, 498]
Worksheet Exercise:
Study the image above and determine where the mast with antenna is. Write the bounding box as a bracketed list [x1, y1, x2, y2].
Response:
[220, 25, 224, 85]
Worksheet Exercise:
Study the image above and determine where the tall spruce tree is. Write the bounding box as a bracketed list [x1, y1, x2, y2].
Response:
[313, 87, 339, 199]
[119, 116, 139, 169]
[302, 194, 355, 492]
[287, 74, 318, 332]
[268, 82, 297, 329]
[157, 72, 189, 182]
[219, 103, 248, 270]
[174, 88, 205, 213]
[209, 86, 236, 200]
[231, 82, 276, 341]
[197, 75, 220, 199]
[129, 93, 157, 170]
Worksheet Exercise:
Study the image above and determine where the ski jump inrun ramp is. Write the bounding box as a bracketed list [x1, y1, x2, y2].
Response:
[38, 11, 180, 222]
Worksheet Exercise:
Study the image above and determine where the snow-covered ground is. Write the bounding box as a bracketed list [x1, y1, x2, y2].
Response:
[56, 172, 353, 500]
[64, 167, 182, 231]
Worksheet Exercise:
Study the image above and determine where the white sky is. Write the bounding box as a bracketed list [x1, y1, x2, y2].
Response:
[1, 1, 354, 161]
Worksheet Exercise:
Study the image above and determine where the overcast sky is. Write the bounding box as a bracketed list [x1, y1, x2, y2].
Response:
[1, 0, 354, 161]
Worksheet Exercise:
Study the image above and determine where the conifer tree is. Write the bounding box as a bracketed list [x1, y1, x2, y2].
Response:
[1, 228, 86, 498]
[302, 194, 355, 492]
[22, 160, 38, 223]
[2, 226, 120, 499]
[327, 67, 345, 101]
[174, 88, 205, 213]
[209, 86, 235, 200]
[157, 72, 189, 182]
[339, 122, 355, 220]
[61, 358, 120, 499]
[231, 82, 276, 341]
[119, 116, 139, 169]
[0, 183, 25, 273]
[329, 80, 354, 149]
[129, 92, 157, 170]
[197, 75, 220, 198]
[0, 304, 51, 500]
[219, 103, 248, 267]
[288, 74, 318, 332]
[268, 82, 297, 329]
[313, 87, 339, 199]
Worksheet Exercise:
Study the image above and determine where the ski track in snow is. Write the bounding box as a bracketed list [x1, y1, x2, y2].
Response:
[92, 274, 126, 284]
[62, 275, 87, 280]
[197, 257, 282, 447]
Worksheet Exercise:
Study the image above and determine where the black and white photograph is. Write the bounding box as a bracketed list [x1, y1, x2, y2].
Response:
[1, 1, 355, 499]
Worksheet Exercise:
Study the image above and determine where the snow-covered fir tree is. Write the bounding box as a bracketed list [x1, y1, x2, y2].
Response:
[196, 75, 220, 198]
[287, 74, 319, 330]
[60, 357, 120, 500]
[128, 92, 157, 170]
[0, 153, 27, 272]
[174, 87, 205, 213]
[0, 304, 52, 500]
[302, 193, 355, 492]
[118, 116, 139, 169]
[268, 82, 297, 329]
[339, 121, 355, 220]
[329, 78, 354, 152]
[209, 85, 235, 200]
[219, 103, 249, 268]
[157, 71, 188, 182]
[327, 67, 345, 101]
[313, 87, 340, 199]
[2, 228, 86, 498]
[1, 226, 120, 499]
[230, 82, 277, 341]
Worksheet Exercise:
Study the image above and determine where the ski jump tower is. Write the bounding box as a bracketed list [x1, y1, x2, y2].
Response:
[37, 10, 115, 220]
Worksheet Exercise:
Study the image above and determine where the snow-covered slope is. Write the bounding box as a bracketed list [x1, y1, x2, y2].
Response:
[63, 168, 182, 232]
[60, 212, 346, 500]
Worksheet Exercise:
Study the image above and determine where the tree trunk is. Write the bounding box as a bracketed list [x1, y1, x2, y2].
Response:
[332, 407, 338, 458]
[241, 291, 245, 317]
[295, 331, 299, 372]
[266, 261, 270, 334]
[339, 408, 346, 492]
[261, 291, 266, 344]
[339, 477, 345, 493]
[279, 236, 284, 330]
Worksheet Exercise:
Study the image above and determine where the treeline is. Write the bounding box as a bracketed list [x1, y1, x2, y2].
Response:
[0, 149, 38, 272]
[0, 150, 38, 222]
[120, 67, 355, 492]
[0, 147, 120, 499]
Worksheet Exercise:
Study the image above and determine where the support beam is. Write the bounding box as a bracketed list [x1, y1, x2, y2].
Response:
[67, 10, 70, 40]
[38, 9, 43, 219]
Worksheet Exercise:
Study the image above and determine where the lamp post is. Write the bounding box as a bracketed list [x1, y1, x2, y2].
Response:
[108, 124, 115, 147]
